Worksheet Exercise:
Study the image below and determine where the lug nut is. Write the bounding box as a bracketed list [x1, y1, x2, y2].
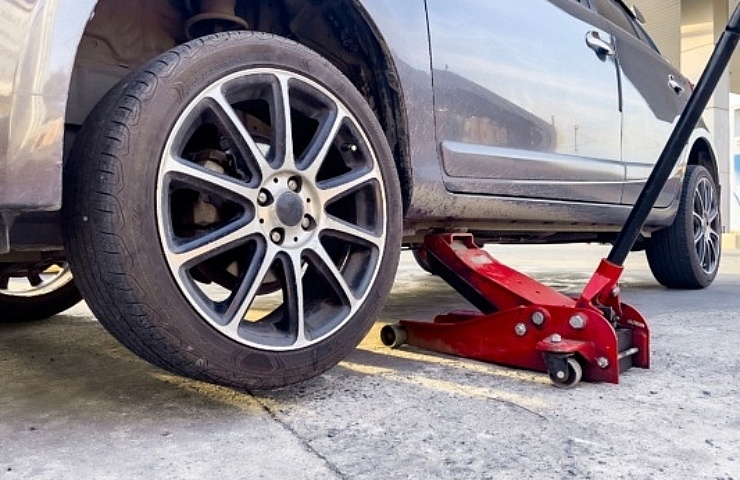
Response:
[569, 314, 586, 330]
[515, 323, 527, 337]
[597, 357, 609, 369]
[531, 311, 545, 326]
[612, 286, 621, 297]
[550, 334, 562, 343]
[258, 190, 270, 206]
[301, 215, 313, 231]
[287, 178, 300, 192]
[270, 229, 283, 244]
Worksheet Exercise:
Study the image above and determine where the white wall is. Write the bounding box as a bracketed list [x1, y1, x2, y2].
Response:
[633, 0, 735, 232]
[681, 1, 733, 233]
[632, 0, 682, 66]
[731, 94, 740, 231]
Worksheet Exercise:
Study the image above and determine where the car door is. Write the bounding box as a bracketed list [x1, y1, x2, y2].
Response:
[427, 0, 624, 204]
[590, 0, 690, 207]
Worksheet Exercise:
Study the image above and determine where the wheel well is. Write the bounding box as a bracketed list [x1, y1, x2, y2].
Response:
[66, 0, 411, 210]
[687, 137, 718, 183]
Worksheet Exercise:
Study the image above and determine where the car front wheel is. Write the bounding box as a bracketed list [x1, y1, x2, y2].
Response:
[63, 32, 402, 389]
[646, 165, 721, 289]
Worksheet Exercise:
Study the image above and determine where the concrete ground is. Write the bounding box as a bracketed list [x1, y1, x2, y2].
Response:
[1, 245, 738, 479]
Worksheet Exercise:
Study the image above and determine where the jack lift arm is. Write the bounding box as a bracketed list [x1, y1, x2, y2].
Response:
[381, 6, 740, 387]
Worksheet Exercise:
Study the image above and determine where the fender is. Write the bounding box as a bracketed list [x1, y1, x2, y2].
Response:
[0, 0, 97, 211]
[0, 0, 432, 216]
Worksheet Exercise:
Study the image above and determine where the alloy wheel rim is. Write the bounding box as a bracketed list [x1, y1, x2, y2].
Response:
[156, 68, 387, 351]
[0, 263, 74, 297]
[692, 176, 720, 275]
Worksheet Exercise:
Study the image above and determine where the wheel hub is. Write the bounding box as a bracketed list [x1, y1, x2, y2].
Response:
[703, 215, 711, 239]
[276, 192, 304, 227]
[258, 172, 319, 247]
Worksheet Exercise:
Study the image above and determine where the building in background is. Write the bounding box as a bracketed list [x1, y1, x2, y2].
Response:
[632, 0, 740, 247]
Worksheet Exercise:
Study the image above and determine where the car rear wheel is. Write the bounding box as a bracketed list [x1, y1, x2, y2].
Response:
[63, 32, 402, 389]
[0, 262, 81, 321]
[646, 165, 721, 289]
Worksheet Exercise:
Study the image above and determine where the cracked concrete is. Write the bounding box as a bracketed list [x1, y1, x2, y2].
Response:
[1, 246, 738, 479]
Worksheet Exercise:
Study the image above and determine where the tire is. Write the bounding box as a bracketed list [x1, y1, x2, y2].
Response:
[0, 263, 82, 321]
[62, 32, 402, 389]
[646, 165, 721, 289]
[411, 246, 436, 275]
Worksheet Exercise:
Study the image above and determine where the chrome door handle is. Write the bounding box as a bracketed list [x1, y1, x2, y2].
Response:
[668, 75, 685, 94]
[586, 31, 615, 57]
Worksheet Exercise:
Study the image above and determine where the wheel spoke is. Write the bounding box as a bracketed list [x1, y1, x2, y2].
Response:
[222, 243, 277, 334]
[302, 111, 345, 180]
[169, 220, 261, 271]
[697, 183, 707, 211]
[696, 236, 707, 266]
[702, 182, 714, 212]
[162, 153, 259, 207]
[707, 226, 721, 269]
[707, 240, 719, 271]
[311, 243, 358, 308]
[205, 87, 269, 182]
[318, 168, 379, 205]
[707, 225, 720, 242]
[286, 251, 309, 347]
[693, 223, 704, 243]
[322, 216, 383, 248]
[702, 242, 712, 270]
[274, 74, 296, 170]
[707, 207, 720, 224]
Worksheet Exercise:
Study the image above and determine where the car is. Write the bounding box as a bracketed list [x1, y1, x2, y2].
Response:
[0, 0, 721, 389]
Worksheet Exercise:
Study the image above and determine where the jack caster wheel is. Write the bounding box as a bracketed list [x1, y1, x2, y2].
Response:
[380, 324, 407, 349]
[547, 356, 583, 389]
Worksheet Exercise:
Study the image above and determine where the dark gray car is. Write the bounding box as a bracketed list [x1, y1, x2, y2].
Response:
[0, 0, 721, 388]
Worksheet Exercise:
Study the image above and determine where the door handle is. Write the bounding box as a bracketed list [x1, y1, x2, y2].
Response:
[585, 31, 615, 57]
[668, 75, 685, 94]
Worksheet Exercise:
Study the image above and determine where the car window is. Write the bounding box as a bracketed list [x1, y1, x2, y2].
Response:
[592, 0, 662, 54]
[591, 0, 638, 36]
[632, 20, 661, 54]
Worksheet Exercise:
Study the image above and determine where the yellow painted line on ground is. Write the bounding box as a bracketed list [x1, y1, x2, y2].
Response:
[340, 361, 547, 411]
[357, 344, 549, 384]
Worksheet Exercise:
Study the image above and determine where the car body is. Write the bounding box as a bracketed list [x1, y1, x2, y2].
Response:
[0, 0, 721, 387]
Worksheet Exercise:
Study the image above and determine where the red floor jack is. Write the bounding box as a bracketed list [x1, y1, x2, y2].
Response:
[381, 5, 740, 387]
